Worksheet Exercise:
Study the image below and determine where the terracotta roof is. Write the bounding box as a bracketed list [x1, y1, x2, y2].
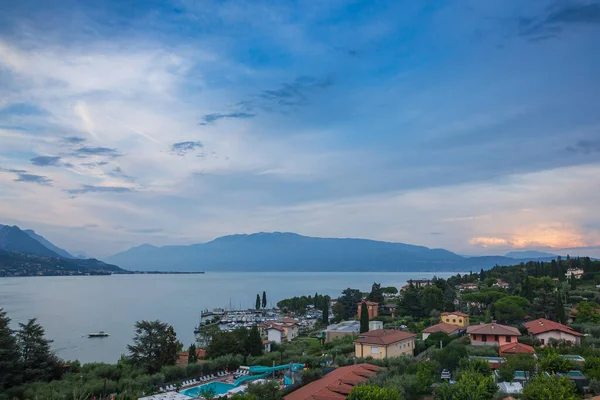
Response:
[441, 311, 469, 318]
[175, 348, 206, 366]
[358, 300, 379, 306]
[267, 326, 284, 332]
[284, 364, 381, 400]
[422, 322, 462, 335]
[523, 318, 583, 337]
[466, 323, 520, 336]
[499, 342, 535, 356]
[354, 329, 416, 345]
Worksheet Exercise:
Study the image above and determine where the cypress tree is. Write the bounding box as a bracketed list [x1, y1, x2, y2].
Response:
[262, 291, 267, 309]
[0, 308, 21, 390]
[571, 273, 577, 291]
[322, 301, 329, 325]
[556, 292, 567, 324]
[255, 294, 261, 310]
[360, 302, 369, 333]
[245, 325, 263, 357]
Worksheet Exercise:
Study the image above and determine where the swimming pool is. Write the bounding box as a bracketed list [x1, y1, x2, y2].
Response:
[180, 381, 236, 398]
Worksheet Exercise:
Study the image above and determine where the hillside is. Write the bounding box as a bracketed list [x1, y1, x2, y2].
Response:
[0, 225, 60, 257]
[23, 229, 75, 258]
[104, 232, 555, 272]
[0, 250, 126, 277]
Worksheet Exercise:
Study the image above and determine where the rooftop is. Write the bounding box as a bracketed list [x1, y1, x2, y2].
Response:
[524, 318, 583, 337]
[283, 364, 381, 400]
[467, 322, 520, 336]
[422, 322, 462, 335]
[354, 329, 416, 345]
[441, 311, 469, 317]
[499, 342, 535, 355]
[326, 321, 360, 333]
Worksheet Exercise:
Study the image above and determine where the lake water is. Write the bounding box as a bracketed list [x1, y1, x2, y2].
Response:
[0, 272, 460, 363]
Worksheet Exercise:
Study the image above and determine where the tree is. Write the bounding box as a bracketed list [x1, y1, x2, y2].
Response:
[262, 291, 267, 309]
[400, 284, 423, 318]
[498, 354, 536, 382]
[522, 374, 578, 400]
[187, 343, 198, 364]
[493, 296, 529, 322]
[360, 302, 369, 333]
[127, 320, 180, 373]
[382, 286, 398, 295]
[570, 273, 576, 290]
[256, 294, 261, 310]
[540, 349, 576, 374]
[416, 361, 438, 394]
[245, 325, 263, 357]
[435, 342, 467, 371]
[17, 318, 61, 383]
[333, 288, 362, 321]
[555, 292, 567, 324]
[322, 301, 329, 325]
[367, 282, 384, 303]
[584, 356, 600, 381]
[348, 385, 401, 400]
[422, 286, 444, 315]
[0, 308, 21, 389]
[245, 380, 282, 400]
[451, 371, 497, 400]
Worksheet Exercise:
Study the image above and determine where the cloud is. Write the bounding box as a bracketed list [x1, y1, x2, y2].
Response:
[518, 2, 600, 39]
[566, 139, 600, 154]
[72, 147, 121, 158]
[30, 156, 62, 166]
[0, 167, 53, 186]
[258, 76, 333, 107]
[199, 112, 255, 125]
[107, 166, 135, 181]
[469, 237, 509, 247]
[126, 228, 163, 234]
[62, 136, 86, 145]
[67, 185, 135, 194]
[170, 141, 204, 156]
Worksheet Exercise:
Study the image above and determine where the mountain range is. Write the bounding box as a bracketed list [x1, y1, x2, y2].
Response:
[0, 224, 124, 276]
[104, 231, 564, 273]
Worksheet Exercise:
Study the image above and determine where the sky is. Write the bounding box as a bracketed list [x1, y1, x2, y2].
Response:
[1, 0, 600, 258]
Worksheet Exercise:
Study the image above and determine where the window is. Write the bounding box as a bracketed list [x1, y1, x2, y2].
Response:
[540, 339, 545, 345]
[473, 334, 477, 341]
[495, 335, 499, 342]
[482, 335, 487, 342]
[506, 336, 512, 343]
[459, 319, 463, 323]
[371, 347, 379, 354]
[453, 319, 456, 323]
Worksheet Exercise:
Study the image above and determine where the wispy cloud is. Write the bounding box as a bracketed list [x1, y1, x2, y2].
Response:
[199, 112, 255, 125]
[30, 156, 62, 166]
[62, 136, 86, 145]
[67, 185, 135, 194]
[0, 167, 54, 186]
[566, 139, 600, 154]
[72, 147, 121, 158]
[170, 141, 204, 156]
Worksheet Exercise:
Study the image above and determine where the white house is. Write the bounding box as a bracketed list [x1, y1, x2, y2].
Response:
[524, 318, 583, 346]
[267, 327, 284, 344]
[566, 268, 584, 280]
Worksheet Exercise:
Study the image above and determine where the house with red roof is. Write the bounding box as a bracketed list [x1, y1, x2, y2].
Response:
[283, 363, 381, 400]
[523, 318, 583, 346]
[422, 322, 463, 340]
[499, 342, 535, 357]
[354, 329, 416, 358]
[467, 322, 520, 346]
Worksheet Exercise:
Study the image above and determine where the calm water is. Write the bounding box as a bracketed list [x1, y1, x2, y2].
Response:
[0, 272, 459, 363]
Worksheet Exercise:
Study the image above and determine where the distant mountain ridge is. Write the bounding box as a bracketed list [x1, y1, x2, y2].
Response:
[23, 229, 75, 258]
[505, 250, 559, 259]
[104, 231, 563, 272]
[0, 224, 60, 257]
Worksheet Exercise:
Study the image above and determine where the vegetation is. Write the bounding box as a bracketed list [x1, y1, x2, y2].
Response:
[206, 325, 263, 359]
[277, 293, 330, 314]
[127, 320, 181, 373]
[521, 374, 578, 400]
[348, 385, 401, 400]
[360, 302, 369, 333]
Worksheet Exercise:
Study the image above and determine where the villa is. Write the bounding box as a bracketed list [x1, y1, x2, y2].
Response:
[458, 283, 479, 291]
[524, 318, 583, 346]
[283, 364, 381, 400]
[261, 321, 299, 343]
[354, 329, 416, 359]
[441, 311, 469, 327]
[467, 322, 520, 346]
[422, 322, 463, 340]
[493, 278, 510, 289]
[357, 299, 379, 319]
[566, 268, 584, 279]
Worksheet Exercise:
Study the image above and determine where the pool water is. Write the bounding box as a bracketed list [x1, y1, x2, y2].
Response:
[181, 381, 236, 398]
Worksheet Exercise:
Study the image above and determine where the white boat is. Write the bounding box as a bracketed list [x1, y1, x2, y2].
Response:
[88, 331, 110, 338]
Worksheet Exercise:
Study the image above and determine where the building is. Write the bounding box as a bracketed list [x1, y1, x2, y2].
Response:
[369, 320, 383, 331]
[523, 318, 583, 346]
[283, 363, 381, 400]
[357, 299, 379, 320]
[466, 322, 520, 346]
[263, 340, 272, 352]
[175, 348, 206, 367]
[493, 279, 510, 289]
[566, 268, 584, 279]
[354, 329, 416, 359]
[324, 321, 360, 343]
[498, 382, 523, 396]
[421, 322, 463, 340]
[457, 283, 479, 291]
[267, 326, 285, 344]
[259, 321, 299, 343]
[499, 342, 535, 357]
[441, 311, 470, 327]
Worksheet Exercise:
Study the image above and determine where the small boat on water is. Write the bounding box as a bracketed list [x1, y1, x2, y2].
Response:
[88, 331, 110, 338]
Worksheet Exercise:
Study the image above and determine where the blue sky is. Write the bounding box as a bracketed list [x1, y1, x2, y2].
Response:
[1, 0, 600, 257]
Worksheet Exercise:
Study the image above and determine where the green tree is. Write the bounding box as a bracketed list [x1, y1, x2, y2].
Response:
[322, 301, 329, 325]
[333, 288, 362, 321]
[245, 380, 282, 400]
[367, 282, 384, 303]
[187, 343, 198, 364]
[570, 273, 576, 290]
[415, 361, 438, 394]
[540, 349, 576, 374]
[400, 284, 423, 318]
[522, 374, 578, 400]
[199, 385, 218, 400]
[17, 318, 61, 383]
[256, 294, 261, 310]
[583, 356, 600, 381]
[435, 342, 467, 371]
[245, 325, 263, 357]
[458, 357, 492, 376]
[262, 291, 267, 309]
[498, 354, 536, 382]
[382, 286, 398, 295]
[0, 308, 21, 389]
[574, 301, 600, 323]
[555, 292, 567, 324]
[360, 302, 369, 333]
[493, 296, 529, 322]
[348, 385, 401, 400]
[127, 320, 180, 373]
[422, 285, 444, 314]
[451, 371, 497, 400]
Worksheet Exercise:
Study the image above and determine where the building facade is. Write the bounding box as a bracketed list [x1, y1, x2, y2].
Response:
[524, 318, 583, 346]
[354, 329, 416, 359]
[467, 323, 520, 346]
[357, 300, 379, 320]
[441, 312, 469, 327]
